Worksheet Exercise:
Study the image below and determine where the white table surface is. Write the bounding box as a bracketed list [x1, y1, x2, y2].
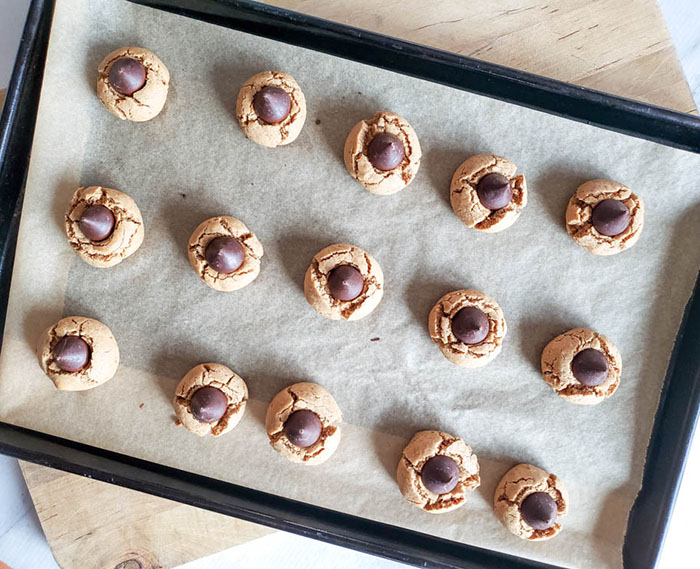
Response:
[0, 1, 698, 567]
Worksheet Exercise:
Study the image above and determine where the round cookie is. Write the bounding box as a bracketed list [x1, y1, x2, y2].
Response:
[187, 216, 263, 292]
[65, 186, 144, 268]
[236, 71, 307, 147]
[565, 179, 644, 255]
[450, 154, 527, 233]
[36, 316, 119, 391]
[494, 463, 569, 541]
[304, 243, 384, 321]
[344, 111, 421, 195]
[97, 46, 170, 122]
[397, 430, 480, 514]
[173, 363, 248, 437]
[265, 382, 342, 465]
[428, 289, 507, 368]
[541, 327, 621, 405]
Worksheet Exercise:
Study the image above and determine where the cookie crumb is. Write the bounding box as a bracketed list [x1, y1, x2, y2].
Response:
[175, 419, 182, 426]
[315, 119, 321, 125]
[370, 337, 380, 342]
[179, 193, 186, 198]
[139, 403, 144, 409]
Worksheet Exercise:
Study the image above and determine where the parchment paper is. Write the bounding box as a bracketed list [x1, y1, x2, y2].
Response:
[1, 0, 700, 567]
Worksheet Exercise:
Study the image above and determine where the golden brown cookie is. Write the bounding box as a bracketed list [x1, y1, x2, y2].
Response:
[304, 243, 384, 321]
[265, 382, 342, 465]
[565, 179, 644, 255]
[187, 216, 264, 292]
[65, 186, 144, 268]
[97, 46, 170, 122]
[36, 316, 120, 391]
[494, 463, 569, 541]
[343, 111, 421, 195]
[173, 363, 248, 437]
[541, 327, 621, 405]
[450, 154, 527, 233]
[428, 289, 507, 368]
[236, 71, 307, 147]
[396, 430, 480, 514]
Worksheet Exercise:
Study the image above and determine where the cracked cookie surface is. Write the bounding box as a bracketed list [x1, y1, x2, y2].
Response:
[396, 430, 480, 514]
[565, 179, 644, 255]
[304, 243, 384, 321]
[187, 216, 263, 292]
[265, 382, 342, 465]
[65, 186, 144, 268]
[37, 316, 119, 391]
[173, 363, 248, 437]
[236, 71, 307, 147]
[343, 111, 421, 195]
[540, 327, 621, 405]
[97, 46, 169, 122]
[428, 289, 506, 368]
[494, 463, 569, 541]
[450, 154, 527, 233]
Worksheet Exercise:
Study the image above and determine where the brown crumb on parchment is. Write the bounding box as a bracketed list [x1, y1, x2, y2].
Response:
[371, 337, 380, 342]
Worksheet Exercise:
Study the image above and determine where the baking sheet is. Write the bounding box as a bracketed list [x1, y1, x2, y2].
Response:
[1, 0, 700, 567]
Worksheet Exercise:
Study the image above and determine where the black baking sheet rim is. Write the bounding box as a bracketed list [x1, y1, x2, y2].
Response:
[0, 1, 698, 568]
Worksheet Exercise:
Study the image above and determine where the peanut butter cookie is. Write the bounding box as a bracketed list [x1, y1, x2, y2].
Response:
[428, 289, 506, 368]
[304, 243, 384, 321]
[97, 47, 170, 122]
[173, 363, 248, 437]
[397, 430, 480, 514]
[541, 327, 621, 405]
[450, 154, 527, 233]
[187, 216, 263, 292]
[236, 71, 307, 147]
[565, 179, 644, 255]
[37, 316, 119, 391]
[494, 463, 569, 541]
[265, 382, 342, 465]
[65, 186, 144, 268]
[344, 111, 421, 195]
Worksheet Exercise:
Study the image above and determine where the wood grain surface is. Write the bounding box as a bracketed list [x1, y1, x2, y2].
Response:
[19, 461, 272, 569]
[265, 0, 697, 113]
[4, 1, 696, 568]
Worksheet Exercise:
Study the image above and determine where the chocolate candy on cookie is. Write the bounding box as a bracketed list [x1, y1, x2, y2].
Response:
[173, 363, 248, 437]
[108, 57, 147, 96]
[188, 216, 263, 292]
[397, 430, 480, 513]
[450, 154, 527, 232]
[253, 86, 292, 125]
[52, 336, 91, 373]
[494, 463, 568, 540]
[304, 244, 383, 320]
[204, 236, 245, 274]
[344, 111, 421, 195]
[236, 71, 307, 147]
[266, 382, 342, 465]
[541, 327, 621, 404]
[566, 179, 644, 255]
[283, 409, 323, 448]
[65, 186, 144, 268]
[37, 316, 119, 391]
[429, 289, 506, 368]
[97, 47, 170, 122]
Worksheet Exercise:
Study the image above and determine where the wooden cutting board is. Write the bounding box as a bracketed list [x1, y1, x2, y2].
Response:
[4, 1, 696, 568]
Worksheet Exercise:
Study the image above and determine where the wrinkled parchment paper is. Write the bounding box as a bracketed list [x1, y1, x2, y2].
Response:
[1, 0, 700, 567]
